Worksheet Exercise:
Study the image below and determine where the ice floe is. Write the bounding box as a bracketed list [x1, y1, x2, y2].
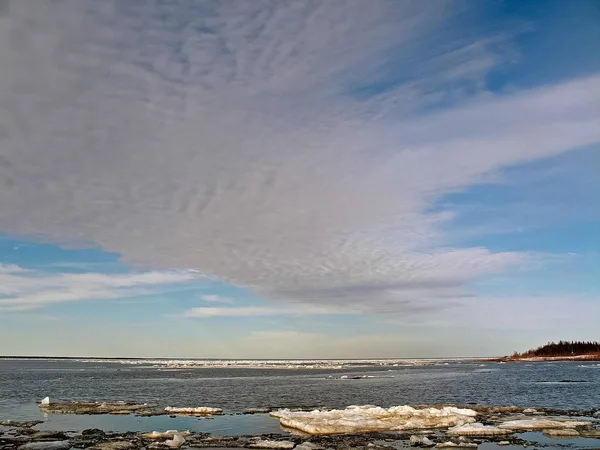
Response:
[543, 429, 580, 438]
[270, 405, 477, 435]
[435, 442, 477, 448]
[447, 423, 513, 436]
[249, 440, 296, 449]
[164, 433, 186, 448]
[410, 435, 435, 447]
[164, 406, 222, 415]
[72, 357, 466, 370]
[39, 400, 153, 415]
[140, 430, 192, 439]
[497, 419, 591, 430]
[336, 375, 394, 380]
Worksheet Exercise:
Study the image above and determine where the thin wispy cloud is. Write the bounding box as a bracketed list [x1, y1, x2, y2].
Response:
[185, 304, 351, 319]
[0, 1, 598, 321]
[0, 264, 200, 311]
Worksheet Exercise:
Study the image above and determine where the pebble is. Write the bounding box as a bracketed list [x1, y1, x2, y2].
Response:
[410, 435, 435, 447]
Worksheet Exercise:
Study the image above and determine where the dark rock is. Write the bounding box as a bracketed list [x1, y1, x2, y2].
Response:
[82, 429, 106, 437]
[0, 421, 43, 428]
[31, 432, 68, 441]
[90, 441, 138, 450]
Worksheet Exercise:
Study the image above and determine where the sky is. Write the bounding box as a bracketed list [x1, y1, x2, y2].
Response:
[0, 0, 599, 358]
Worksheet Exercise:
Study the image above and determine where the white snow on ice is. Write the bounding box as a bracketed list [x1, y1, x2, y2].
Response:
[435, 442, 477, 448]
[447, 423, 513, 436]
[498, 419, 591, 430]
[70, 358, 468, 370]
[270, 405, 477, 435]
[164, 406, 222, 415]
[140, 430, 191, 439]
[249, 440, 296, 449]
[410, 435, 435, 446]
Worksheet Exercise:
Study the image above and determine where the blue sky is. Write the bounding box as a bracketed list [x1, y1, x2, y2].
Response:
[0, 0, 598, 357]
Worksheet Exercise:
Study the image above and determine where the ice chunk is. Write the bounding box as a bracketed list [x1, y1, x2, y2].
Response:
[498, 419, 591, 430]
[164, 406, 222, 415]
[410, 435, 435, 447]
[580, 429, 600, 438]
[20, 441, 70, 450]
[165, 433, 186, 448]
[447, 423, 513, 436]
[270, 405, 477, 435]
[544, 429, 580, 438]
[141, 430, 191, 439]
[39, 400, 151, 415]
[435, 442, 477, 448]
[249, 440, 296, 449]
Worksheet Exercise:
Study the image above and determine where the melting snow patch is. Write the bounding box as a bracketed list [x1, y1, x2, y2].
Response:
[498, 419, 591, 430]
[270, 405, 477, 435]
[447, 423, 513, 436]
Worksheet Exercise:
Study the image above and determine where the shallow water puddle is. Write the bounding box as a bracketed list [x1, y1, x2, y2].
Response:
[518, 431, 600, 449]
[34, 413, 282, 435]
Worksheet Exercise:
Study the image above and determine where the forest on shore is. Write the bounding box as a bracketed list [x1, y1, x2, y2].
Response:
[495, 341, 600, 361]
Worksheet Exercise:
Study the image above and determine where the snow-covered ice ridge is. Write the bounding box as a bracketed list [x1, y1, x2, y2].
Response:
[269, 405, 595, 436]
[270, 405, 478, 434]
[71, 358, 469, 369]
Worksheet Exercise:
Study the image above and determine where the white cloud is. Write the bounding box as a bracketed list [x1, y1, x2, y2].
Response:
[185, 304, 352, 318]
[200, 294, 235, 304]
[0, 264, 26, 274]
[0, 1, 598, 318]
[0, 265, 200, 311]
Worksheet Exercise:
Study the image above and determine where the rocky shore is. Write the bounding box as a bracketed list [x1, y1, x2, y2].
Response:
[1, 402, 599, 450]
[0, 424, 535, 450]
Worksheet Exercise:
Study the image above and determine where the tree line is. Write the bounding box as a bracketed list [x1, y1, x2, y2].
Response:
[513, 340, 600, 358]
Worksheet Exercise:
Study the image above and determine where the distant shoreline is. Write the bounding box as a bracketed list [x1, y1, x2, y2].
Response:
[487, 354, 600, 362]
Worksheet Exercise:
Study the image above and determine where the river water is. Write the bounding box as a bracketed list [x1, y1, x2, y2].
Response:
[1, 358, 599, 436]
